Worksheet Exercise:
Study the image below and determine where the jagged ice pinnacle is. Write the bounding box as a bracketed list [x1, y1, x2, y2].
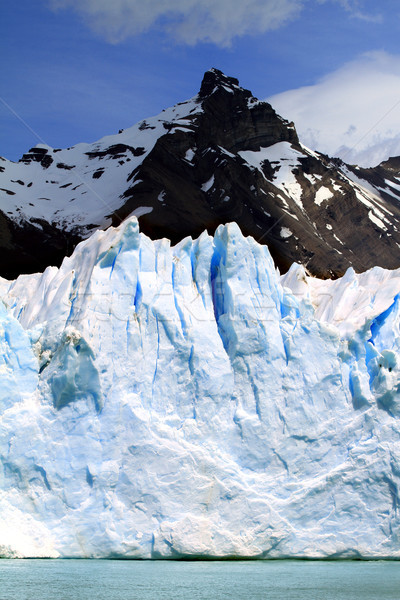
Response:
[1, 217, 400, 558]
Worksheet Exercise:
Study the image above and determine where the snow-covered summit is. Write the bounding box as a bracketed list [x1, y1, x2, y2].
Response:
[2, 69, 400, 279]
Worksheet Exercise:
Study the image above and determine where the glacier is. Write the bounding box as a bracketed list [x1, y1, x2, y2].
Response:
[1, 216, 400, 559]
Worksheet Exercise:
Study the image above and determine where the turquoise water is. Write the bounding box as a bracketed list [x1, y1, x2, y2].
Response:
[0, 559, 399, 600]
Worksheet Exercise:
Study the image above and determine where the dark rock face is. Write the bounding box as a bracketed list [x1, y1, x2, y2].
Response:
[1, 68, 400, 279]
[112, 69, 400, 278]
[20, 147, 53, 169]
[110, 69, 302, 259]
[0, 212, 83, 280]
[85, 144, 144, 160]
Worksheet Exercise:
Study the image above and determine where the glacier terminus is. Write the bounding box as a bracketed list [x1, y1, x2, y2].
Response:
[1, 216, 400, 558]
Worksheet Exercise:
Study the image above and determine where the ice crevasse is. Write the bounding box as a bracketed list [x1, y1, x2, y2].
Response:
[1, 216, 400, 558]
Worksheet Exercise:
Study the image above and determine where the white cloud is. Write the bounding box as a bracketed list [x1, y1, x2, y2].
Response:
[319, 0, 383, 23]
[48, 0, 303, 45]
[267, 52, 400, 167]
[48, 0, 383, 46]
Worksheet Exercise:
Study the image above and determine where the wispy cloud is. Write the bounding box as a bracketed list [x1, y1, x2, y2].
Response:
[332, 0, 383, 23]
[47, 0, 385, 45]
[267, 51, 400, 167]
[320, 0, 383, 23]
[48, 0, 303, 46]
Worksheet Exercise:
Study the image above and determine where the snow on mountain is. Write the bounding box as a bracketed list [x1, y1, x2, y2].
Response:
[2, 69, 400, 280]
[1, 216, 400, 559]
[0, 96, 201, 234]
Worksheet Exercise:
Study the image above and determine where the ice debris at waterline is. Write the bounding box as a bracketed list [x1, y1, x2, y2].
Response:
[1, 216, 400, 559]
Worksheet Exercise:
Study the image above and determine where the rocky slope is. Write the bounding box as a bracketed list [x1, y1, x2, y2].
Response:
[1, 69, 400, 279]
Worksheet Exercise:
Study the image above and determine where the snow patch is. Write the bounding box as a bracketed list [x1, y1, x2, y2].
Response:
[201, 176, 214, 192]
[239, 143, 304, 211]
[184, 149, 195, 162]
[369, 211, 387, 230]
[315, 187, 333, 206]
[130, 206, 153, 218]
[280, 227, 292, 238]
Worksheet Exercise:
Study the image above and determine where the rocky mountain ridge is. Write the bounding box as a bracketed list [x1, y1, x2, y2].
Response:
[1, 68, 400, 279]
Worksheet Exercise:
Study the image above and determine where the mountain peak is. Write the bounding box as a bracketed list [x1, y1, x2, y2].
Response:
[198, 68, 243, 98]
[1, 70, 400, 280]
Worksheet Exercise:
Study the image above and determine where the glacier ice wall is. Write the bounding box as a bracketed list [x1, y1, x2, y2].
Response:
[1, 217, 400, 558]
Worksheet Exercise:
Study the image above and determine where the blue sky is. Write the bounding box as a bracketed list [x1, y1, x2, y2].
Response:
[2, 0, 400, 165]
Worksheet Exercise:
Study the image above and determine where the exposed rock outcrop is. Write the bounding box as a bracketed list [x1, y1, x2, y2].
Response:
[1, 68, 400, 279]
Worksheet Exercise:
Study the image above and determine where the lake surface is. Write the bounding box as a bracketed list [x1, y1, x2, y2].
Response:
[0, 559, 399, 600]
